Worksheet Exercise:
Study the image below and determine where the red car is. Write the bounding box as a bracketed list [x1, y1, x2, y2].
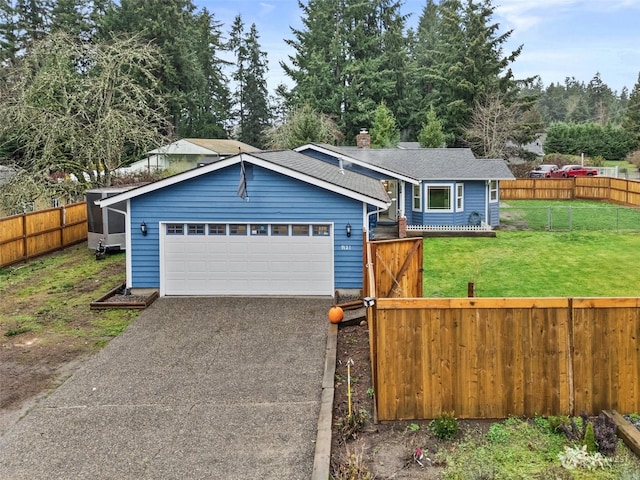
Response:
[551, 165, 598, 178]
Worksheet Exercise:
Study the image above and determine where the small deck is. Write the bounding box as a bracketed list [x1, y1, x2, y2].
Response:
[373, 222, 496, 239]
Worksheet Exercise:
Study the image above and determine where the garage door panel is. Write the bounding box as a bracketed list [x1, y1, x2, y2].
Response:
[162, 222, 333, 295]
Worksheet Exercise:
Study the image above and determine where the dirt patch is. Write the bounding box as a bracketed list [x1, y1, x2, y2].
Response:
[0, 332, 91, 433]
[331, 321, 492, 479]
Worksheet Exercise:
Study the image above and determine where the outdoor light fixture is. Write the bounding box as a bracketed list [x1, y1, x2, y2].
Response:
[140, 222, 147, 236]
[346, 223, 352, 237]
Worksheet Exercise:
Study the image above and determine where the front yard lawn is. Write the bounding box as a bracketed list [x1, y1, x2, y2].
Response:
[424, 230, 640, 297]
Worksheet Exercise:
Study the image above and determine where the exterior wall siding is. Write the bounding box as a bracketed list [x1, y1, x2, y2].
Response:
[408, 181, 488, 226]
[129, 164, 364, 290]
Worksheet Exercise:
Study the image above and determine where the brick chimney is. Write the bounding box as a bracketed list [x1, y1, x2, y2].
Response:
[356, 128, 371, 149]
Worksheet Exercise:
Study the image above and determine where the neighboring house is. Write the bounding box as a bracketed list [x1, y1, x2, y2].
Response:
[119, 138, 260, 174]
[96, 150, 390, 297]
[506, 133, 546, 164]
[295, 141, 514, 231]
[0, 164, 15, 187]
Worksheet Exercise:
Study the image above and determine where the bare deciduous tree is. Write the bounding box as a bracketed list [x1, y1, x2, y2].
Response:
[463, 92, 521, 158]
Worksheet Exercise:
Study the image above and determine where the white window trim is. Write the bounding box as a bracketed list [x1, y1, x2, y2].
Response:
[412, 184, 422, 211]
[489, 180, 498, 203]
[425, 183, 454, 213]
[456, 183, 464, 212]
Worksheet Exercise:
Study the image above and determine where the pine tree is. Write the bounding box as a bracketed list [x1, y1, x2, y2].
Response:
[228, 18, 271, 148]
[418, 105, 446, 148]
[50, 0, 91, 39]
[586, 72, 615, 125]
[283, 0, 346, 123]
[622, 73, 640, 149]
[283, 0, 409, 142]
[0, 0, 18, 66]
[370, 102, 399, 148]
[98, 0, 230, 138]
[420, 0, 526, 145]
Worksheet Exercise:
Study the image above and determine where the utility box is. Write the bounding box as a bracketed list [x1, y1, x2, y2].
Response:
[86, 187, 134, 250]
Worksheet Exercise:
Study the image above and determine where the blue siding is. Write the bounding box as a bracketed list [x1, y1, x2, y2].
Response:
[129, 164, 365, 290]
[407, 180, 489, 226]
[488, 183, 501, 226]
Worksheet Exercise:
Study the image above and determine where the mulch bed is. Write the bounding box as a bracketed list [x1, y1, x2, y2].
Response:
[90, 282, 158, 310]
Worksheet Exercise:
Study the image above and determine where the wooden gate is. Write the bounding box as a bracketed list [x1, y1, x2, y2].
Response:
[366, 238, 423, 298]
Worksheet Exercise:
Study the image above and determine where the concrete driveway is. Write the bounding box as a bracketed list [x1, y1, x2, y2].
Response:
[0, 297, 333, 479]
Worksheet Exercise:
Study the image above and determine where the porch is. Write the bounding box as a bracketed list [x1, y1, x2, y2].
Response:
[372, 221, 495, 239]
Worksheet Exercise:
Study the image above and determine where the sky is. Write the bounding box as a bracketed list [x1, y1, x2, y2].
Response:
[198, 0, 640, 95]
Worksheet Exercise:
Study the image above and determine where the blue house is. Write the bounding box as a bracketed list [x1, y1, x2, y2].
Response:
[295, 142, 514, 234]
[96, 150, 390, 297]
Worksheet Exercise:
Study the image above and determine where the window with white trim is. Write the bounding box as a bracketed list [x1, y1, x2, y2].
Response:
[489, 180, 498, 203]
[426, 184, 453, 212]
[456, 184, 464, 211]
[412, 184, 421, 211]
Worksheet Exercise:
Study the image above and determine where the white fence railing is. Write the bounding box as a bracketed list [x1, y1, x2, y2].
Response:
[406, 222, 492, 232]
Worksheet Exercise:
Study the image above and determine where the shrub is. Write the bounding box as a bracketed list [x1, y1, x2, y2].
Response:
[583, 421, 597, 454]
[545, 415, 570, 434]
[430, 411, 458, 440]
[333, 444, 372, 480]
[338, 408, 368, 442]
[487, 423, 509, 444]
[561, 413, 587, 442]
[558, 445, 612, 471]
[593, 413, 617, 456]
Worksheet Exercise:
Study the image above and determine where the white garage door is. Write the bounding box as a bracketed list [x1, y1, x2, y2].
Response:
[161, 222, 334, 295]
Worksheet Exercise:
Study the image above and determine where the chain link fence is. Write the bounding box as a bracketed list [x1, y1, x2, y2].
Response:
[499, 205, 640, 232]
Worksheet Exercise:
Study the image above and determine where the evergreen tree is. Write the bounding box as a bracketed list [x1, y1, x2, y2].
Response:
[191, 8, 230, 138]
[15, 0, 51, 51]
[282, 0, 344, 120]
[622, 73, 640, 149]
[537, 82, 568, 124]
[420, 0, 527, 145]
[228, 17, 270, 148]
[283, 0, 409, 142]
[370, 101, 399, 148]
[50, 0, 88, 38]
[98, 0, 230, 138]
[586, 72, 615, 125]
[0, 0, 18, 66]
[418, 105, 446, 147]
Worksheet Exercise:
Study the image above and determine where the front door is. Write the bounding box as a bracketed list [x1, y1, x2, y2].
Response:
[380, 180, 397, 222]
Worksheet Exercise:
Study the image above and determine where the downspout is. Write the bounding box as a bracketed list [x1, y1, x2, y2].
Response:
[485, 181, 490, 225]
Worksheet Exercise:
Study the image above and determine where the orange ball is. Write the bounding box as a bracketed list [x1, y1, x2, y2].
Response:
[328, 306, 344, 324]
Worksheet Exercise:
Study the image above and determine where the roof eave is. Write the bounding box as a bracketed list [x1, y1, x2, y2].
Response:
[97, 153, 390, 209]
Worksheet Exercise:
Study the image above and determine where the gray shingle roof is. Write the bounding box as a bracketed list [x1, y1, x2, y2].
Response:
[310, 144, 514, 181]
[251, 150, 390, 203]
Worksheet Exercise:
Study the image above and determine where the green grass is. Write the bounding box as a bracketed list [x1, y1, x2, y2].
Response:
[0, 245, 134, 345]
[424, 230, 640, 297]
[500, 200, 640, 232]
[441, 418, 640, 479]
